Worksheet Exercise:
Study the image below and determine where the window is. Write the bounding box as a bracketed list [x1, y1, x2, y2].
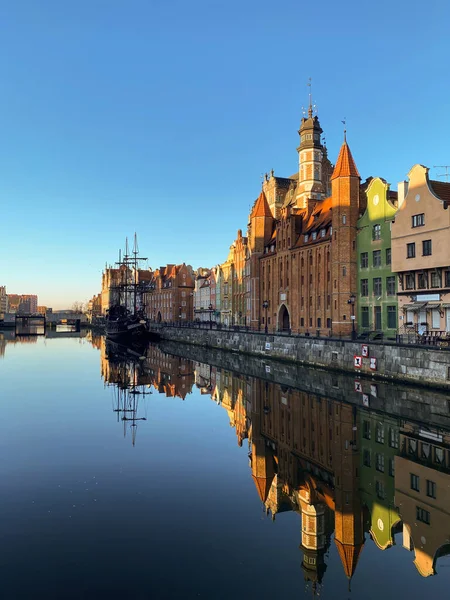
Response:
[342, 215, 346, 224]
[418, 272, 428, 289]
[373, 250, 381, 267]
[376, 453, 385, 472]
[317, 317, 321, 328]
[312, 232, 317, 241]
[432, 309, 440, 329]
[321, 228, 326, 238]
[406, 272, 415, 290]
[387, 306, 397, 329]
[374, 306, 382, 330]
[360, 252, 368, 268]
[407, 243, 416, 258]
[387, 276, 396, 296]
[373, 278, 382, 296]
[363, 449, 371, 467]
[376, 480, 385, 500]
[300, 317, 304, 327]
[389, 458, 395, 477]
[361, 279, 369, 296]
[363, 420, 371, 440]
[446, 271, 450, 287]
[376, 423, 384, 444]
[304, 234, 309, 243]
[422, 239, 432, 256]
[412, 213, 425, 227]
[361, 306, 370, 328]
[373, 224, 381, 240]
[434, 447, 444, 465]
[389, 427, 399, 448]
[431, 270, 441, 288]
[410, 473, 420, 492]
[327, 317, 331, 328]
[342, 267, 347, 276]
[416, 506, 430, 525]
[386, 248, 391, 265]
[426, 480, 437, 499]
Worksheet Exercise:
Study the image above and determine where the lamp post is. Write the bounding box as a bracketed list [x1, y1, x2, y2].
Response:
[348, 293, 356, 340]
[262, 300, 269, 334]
[209, 303, 213, 329]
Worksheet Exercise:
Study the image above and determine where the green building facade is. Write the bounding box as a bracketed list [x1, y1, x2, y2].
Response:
[359, 407, 401, 550]
[357, 178, 398, 337]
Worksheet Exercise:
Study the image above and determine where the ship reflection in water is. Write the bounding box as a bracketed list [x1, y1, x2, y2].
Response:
[100, 335, 450, 589]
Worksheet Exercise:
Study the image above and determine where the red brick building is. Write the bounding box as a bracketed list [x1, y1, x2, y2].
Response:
[247, 105, 362, 336]
[145, 263, 194, 323]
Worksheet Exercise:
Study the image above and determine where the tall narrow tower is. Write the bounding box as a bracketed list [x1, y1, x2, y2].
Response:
[331, 135, 360, 337]
[296, 95, 325, 209]
[248, 191, 273, 329]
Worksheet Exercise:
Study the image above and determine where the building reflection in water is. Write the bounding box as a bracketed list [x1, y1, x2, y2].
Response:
[99, 339, 450, 588]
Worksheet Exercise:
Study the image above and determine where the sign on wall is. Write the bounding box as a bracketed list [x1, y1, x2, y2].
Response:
[354, 356, 362, 368]
[354, 380, 362, 393]
[265, 342, 271, 350]
[362, 394, 370, 407]
[370, 357, 377, 371]
[362, 344, 369, 357]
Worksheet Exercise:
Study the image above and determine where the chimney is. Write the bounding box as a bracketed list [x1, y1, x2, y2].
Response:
[397, 181, 409, 208]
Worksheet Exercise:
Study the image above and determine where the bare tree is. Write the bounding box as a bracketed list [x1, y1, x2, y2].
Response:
[71, 301, 86, 314]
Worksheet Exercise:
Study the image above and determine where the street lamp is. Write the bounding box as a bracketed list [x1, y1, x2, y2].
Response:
[208, 303, 213, 329]
[348, 293, 356, 340]
[262, 300, 269, 334]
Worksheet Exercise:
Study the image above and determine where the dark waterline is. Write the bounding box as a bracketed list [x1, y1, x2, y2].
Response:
[1, 332, 450, 599]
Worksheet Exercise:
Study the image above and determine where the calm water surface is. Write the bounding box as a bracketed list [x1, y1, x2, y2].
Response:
[1, 332, 450, 599]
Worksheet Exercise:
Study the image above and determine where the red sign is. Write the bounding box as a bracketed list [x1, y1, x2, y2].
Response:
[354, 355, 362, 368]
[370, 357, 377, 371]
[354, 380, 362, 393]
[362, 344, 369, 357]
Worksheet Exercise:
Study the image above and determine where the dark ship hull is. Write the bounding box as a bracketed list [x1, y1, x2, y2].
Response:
[105, 318, 147, 341]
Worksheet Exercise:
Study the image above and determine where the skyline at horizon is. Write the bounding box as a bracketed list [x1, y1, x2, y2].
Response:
[1, 0, 449, 309]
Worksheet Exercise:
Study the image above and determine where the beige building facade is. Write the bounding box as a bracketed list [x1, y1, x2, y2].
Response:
[391, 164, 450, 333]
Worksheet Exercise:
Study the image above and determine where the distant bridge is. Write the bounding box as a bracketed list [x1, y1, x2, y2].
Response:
[14, 312, 88, 336]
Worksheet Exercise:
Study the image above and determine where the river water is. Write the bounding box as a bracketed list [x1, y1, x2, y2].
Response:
[1, 332, 450, 599]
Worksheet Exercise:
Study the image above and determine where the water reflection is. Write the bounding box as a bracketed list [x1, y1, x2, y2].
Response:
[100, 338, 450, 587]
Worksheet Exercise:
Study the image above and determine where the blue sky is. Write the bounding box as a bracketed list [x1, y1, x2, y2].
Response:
[0, 0, 449, 308]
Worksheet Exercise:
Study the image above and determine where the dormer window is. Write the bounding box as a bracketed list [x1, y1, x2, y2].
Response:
[312, 232, 317, 241]
[321, 229, 326, 237]
[304, 234, 309, 243]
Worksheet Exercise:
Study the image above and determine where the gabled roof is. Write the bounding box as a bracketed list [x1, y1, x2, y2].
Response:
[252, 475, 273, 503]
[335, 540, 364, 580]
[331, 140, 360, 180]
[429, 179, 450, 203]
[251, 191, 272, 218]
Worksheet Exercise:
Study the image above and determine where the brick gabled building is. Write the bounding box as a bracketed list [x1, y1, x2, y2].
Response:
[247, 105, 362, 337]
[145, 263, 194, 323]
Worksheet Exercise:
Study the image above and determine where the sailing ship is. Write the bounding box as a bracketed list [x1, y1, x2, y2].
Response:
[105, 339, 151, 446]
[105, 234, 151, 341]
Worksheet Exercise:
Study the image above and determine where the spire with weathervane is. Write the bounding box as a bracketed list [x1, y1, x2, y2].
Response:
[296, 78, 326, 209]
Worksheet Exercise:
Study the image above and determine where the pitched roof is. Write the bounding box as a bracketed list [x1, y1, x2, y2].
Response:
[252, 475, 273, 503]
[251, 191, 272, 218]
[429, 179, 450, 203]
[331, 141, 360, 180]
[334, 540, 364, 580]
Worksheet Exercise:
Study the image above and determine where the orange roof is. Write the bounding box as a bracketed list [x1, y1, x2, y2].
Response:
[252, 475, 273, 503]
[251, 191, 272, 218]
[335, 540, 364, 580]
[331, 140, 360, 180]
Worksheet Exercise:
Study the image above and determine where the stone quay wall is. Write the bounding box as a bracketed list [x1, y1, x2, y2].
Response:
[160, 339, 450, 430]
[150, 325, 450, 390]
